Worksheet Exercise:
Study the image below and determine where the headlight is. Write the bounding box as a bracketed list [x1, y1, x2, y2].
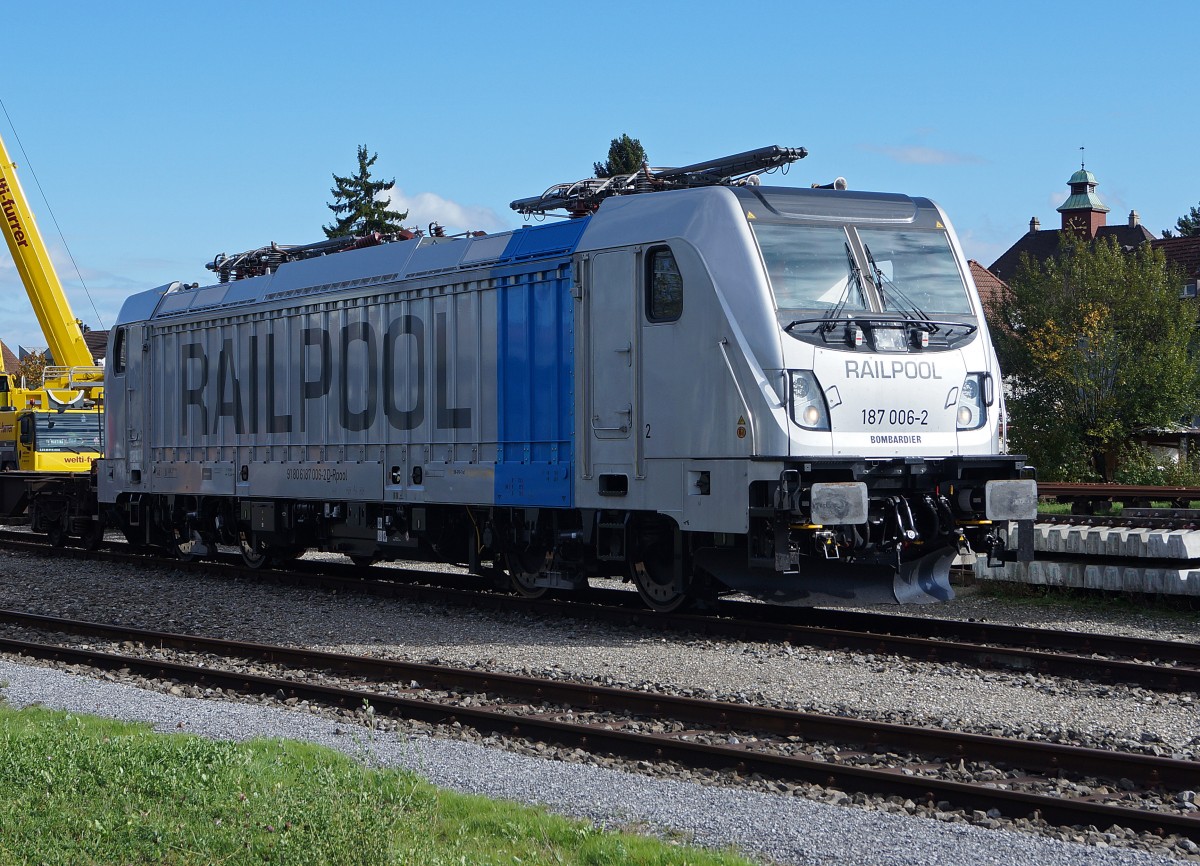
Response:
[791, 370, 830, 431]
[957, 373, 987, 430]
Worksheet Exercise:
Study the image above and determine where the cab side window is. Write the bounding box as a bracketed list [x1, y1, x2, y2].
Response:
[646, 246, 683, 322]
[112, 328, 127, 375]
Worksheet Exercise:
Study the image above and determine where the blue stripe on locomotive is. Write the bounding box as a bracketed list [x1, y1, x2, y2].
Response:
[491, 218, 590, 507]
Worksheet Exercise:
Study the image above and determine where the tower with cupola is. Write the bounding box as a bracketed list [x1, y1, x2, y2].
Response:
[1055, 160, 1110, 237]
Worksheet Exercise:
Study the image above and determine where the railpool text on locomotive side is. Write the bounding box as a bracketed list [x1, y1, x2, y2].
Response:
[178, 312, 472, 436]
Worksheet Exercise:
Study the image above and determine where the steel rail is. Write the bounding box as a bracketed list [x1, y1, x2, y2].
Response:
[3, 531, 1198, 693]
[1, 624, 1197, 841]
[0, 607, 1194, 788]
[728, 603, 1200, 668]
[1038, 484, 1200, 502]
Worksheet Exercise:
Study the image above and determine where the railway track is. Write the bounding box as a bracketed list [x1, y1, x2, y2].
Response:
[3, 529, 1197, 695]
[1, 609, 1197, 845]
[1038, 483, 1200, 509]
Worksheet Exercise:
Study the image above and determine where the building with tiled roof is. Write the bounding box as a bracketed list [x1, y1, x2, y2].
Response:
[968, 260, 1008, 316]
[985, 163, 1200, 453]
[1152, 235, 1200, 296]
[82, 329, 109, 363]
[0, 340, 17, 375]
[988, 163, 1155, 282]
[8, 328, 109, 367]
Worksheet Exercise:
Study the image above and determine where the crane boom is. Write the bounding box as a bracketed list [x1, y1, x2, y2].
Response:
[0, 129, 102, 475]
[0, 131, 95, 369]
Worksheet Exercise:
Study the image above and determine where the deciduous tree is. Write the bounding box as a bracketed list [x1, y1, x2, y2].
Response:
[993, 235, 1198, 480]
[15, 350, 45, 388]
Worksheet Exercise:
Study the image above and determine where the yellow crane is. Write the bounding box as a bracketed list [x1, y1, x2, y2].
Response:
[0, 129, 103, 472]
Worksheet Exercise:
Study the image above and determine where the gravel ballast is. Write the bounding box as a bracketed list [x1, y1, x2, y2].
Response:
[1, 547, 1198, 864]
[0, 658, 1190, 866]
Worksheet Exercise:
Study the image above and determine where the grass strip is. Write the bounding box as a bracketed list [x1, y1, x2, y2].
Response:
[0, 702, 756, 866]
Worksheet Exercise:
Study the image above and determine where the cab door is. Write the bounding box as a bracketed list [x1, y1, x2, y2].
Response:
[16, 414, 34, 470]
[584, 249, 640, 483]
[122, 325, 147, 482]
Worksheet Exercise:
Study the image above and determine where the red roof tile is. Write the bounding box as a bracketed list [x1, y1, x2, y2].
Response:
[969, 260, 1009, 315]
[83, 330, 109, 363]
[1152, 236, 1200, 279]
[0, 341, 16, 375]
[988, 225, 1156, 282]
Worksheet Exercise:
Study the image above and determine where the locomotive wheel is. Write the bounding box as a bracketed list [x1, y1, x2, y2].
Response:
[172, 525, 205, 561]
[630, 523, 690, 612]
[349, 554, 379, 568]
[238, 531, 270, 569]
[79, 520, 104, 551]
[239, 535, 305, 569]
[46, 517, 67, 549]
[631, 559, 690, 612]
[506, 548, 551, 599]
[167, 498, 211, 561]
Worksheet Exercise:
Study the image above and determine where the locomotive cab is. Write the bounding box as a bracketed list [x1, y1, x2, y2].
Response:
[733, 187, 1035, 603]
[569, 181, 1035, 606]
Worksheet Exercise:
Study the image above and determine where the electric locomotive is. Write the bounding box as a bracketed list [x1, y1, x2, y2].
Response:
[97, 146, 1036, 609]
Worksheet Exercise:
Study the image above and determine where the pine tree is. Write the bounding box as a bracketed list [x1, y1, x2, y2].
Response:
[594, 134, 648, 178]
[324, 145, 409, 238]
[1161, 201, 1200, 238]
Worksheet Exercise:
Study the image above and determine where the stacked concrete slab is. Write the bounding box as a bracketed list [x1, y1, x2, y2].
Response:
[974, 521, 1200, 596]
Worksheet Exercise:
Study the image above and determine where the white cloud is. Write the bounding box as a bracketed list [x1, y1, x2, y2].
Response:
[0, 240, 134, 349]
[381, 188, 510, 235]
[864, 145, 984, 166]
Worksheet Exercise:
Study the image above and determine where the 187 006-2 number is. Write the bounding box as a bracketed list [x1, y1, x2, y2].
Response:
[861, 408, 929, 426]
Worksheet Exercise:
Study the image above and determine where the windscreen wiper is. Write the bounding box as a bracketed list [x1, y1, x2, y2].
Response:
[863, 244, 937, 330]
[820, 243, 864, 332]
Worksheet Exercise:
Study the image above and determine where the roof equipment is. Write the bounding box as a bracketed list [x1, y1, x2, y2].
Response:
[510, 144, 808, 217]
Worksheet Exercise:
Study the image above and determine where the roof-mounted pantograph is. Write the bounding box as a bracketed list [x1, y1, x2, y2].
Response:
[510, 144, 808, 217]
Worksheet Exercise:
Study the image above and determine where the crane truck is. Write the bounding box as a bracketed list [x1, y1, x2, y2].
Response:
[0, 129, 103, 473]
[0, 128, 105, 546]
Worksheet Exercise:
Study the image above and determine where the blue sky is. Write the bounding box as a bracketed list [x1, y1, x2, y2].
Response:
[2, 1, 1196, 351]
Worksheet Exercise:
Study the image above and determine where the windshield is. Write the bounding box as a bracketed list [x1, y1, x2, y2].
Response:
[858, 228, 973, 315]
[35, 413, 103, 453]
[753, 224, 868, 311]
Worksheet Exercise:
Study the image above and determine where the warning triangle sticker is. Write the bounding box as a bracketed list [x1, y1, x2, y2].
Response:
[737, 416, 746, 425]
[746, 211, 756, 220]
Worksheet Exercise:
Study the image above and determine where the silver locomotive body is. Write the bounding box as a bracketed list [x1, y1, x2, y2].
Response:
[98, 180, 1034, 609]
